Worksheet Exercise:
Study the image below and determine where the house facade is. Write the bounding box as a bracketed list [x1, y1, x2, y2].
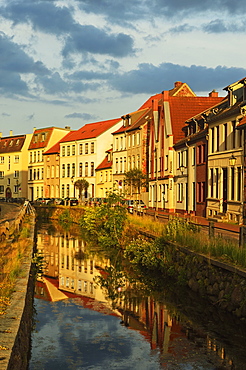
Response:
[0, 131, 32, 200]
[95, 149, 113, 198]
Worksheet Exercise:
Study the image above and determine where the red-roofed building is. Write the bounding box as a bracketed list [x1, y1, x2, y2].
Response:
[59, 118, 122, 199]
[0, 130, 32, 199]
[95, 149, 113, 197]
[147, 82, 224, 212]
[28, 126, 71, 201]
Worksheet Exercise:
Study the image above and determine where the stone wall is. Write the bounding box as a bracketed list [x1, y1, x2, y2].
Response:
[164, 242, 246, 319]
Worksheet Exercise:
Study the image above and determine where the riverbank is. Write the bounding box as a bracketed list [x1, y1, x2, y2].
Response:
[0, 206, 36, 370]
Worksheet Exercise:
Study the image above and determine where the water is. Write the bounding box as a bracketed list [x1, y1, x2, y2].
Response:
[28, 221, 246, 369]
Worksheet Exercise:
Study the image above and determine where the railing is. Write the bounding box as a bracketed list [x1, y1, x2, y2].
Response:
[0, 200, 35, 241]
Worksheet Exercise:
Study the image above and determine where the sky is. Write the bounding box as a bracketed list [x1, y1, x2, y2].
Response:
[1, 0, 246, 137]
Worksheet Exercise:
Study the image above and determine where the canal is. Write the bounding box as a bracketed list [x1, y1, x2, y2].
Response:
[28, 221, 246, 369]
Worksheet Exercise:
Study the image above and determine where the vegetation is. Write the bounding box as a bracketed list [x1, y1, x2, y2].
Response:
[0, 216, 33, 315]
[124, 168, 148, 197]
[58, 209, 73, 230]
[74, 178, 89, 202]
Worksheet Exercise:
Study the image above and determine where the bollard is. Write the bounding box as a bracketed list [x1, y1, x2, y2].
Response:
[239, 226, 246, 248]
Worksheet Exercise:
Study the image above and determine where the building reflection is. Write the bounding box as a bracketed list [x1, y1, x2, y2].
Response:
[35, 223, 236, 369]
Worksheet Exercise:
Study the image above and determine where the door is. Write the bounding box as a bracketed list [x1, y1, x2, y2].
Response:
[222, 168, 228, 213]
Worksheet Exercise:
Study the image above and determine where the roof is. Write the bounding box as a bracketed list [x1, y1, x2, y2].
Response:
[0, 135, 26, 153]
[96, 154, 112, 171]
[29, 127, 54, 149]
[61, 118, 121, 143]
[168, 96, 224, 143]
[237, 115, 246, 128]
[43, 131, 76, 155]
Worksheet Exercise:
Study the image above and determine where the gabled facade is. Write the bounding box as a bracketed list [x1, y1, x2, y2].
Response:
[112, 108, 151, 200]
[28, 127, 71, 201]
[206, 78, 246, 223]
[59, 118, 122, 199]
[147, 82, 223, 212]
[0, 131, 32, 199]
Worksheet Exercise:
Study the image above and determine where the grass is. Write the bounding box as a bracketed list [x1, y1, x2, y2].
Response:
[0, 217, 33, 315]
[128, 214, 246, 270]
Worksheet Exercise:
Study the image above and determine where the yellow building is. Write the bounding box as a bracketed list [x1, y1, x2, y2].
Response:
[28, 126, 70, 201]
[95, 149, 113, 197]
[0, 131, 32, 200]
[207, 78, 246, 223]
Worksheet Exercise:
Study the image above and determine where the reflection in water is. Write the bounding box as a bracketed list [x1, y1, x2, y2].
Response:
[29, 221, 246, 369]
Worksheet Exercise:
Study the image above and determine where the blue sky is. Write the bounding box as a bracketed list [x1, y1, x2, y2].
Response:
[0, 0, 246, 136]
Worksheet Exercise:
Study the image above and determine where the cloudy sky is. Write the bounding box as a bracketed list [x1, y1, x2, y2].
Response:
[0, 0, 246, 137]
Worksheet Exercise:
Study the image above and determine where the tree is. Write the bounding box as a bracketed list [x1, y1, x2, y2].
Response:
[74, 178, 89, 201]
[124, 168, 148, 197]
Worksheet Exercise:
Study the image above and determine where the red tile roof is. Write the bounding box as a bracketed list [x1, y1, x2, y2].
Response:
[168, 96, 224, 143]
[238, 116, 246, 128]
[61, 118, 121, 143]
[29, 127, 54, 149]
[0, 135, 26, 153]
[96, 155, 112, 170]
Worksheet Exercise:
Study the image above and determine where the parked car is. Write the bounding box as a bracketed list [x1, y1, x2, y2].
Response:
[133, 200, 147, 214]
[34, 197, 51, 205]
[47, 198, 64, 205]
[64, 197, 78, 206]
[125, 199, 134, 213]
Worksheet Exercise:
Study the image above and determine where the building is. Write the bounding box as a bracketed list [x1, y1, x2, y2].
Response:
[145, 81, 223, 212]
[28, 127, 71, 201]
[95, 149, 113, 198]
[59, 118, 122, 199]
[0, 131, 32, 199]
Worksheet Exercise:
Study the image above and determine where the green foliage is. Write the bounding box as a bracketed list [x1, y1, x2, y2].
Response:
[79, 192, 127, 249]
[124, 168, 148, 195]
[74, 178, 89, 200]
[58, 209, 73, 230]
[124, 237, 165, 270]
[163, 216, 200, 241]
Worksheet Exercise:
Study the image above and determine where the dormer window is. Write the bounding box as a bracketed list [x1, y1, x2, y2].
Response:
[41, 133, 46, 142]
[9, 140, 13, 146]
[16, 139, 19, 146]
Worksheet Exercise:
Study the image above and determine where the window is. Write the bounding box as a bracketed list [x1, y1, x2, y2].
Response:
[37, 151, 40, 162]
[79, 144, 83, 155]
[91, 142, 94, 153]
[67, 146, 70, 156]
[29, 169, 32, 181]
[79, 163, 83, 177]
[128, 135, 131, 148]
[51, 165, 55, 178]
[197, 182, 205, 202]
[177, 183, 183, 202]
[91, 162, 94, 177]
[115, 138, 118, 151]
[34, 134, 38, 143]
[47, 166, 50, 179]
[0, 185, 4, 194]
[62, 146, 65, 156]
[41, 133, 46, 142]
[232, 121, 236, 149]
[85, 143, 88, 154]
[72, 163, 75, 177]
[62, 164, 65, 178]
[0, 156, 4, 164]
[231, 167, 235, 200]
[210, 169, 214, 197]
[72, 145, 75, 156]
[136, 132, 140, 146]
[216, 126, 220, 151]
[61, 184, 65, 198]
[34, 152, 36, 163]
[66, 184, 70, 197]
[67, 164, 70, 178]
[14, 155, 19, 163]
[224, 123, 227, 150]
[211, 127, 214, 153]
[14, 170, 19, 178]
[238, 167, 241, 201]
[0, 171, 4, 178]
[85, 162, 88, 177]
[56, 165, 59, 178]
[215, 168, 219, 199]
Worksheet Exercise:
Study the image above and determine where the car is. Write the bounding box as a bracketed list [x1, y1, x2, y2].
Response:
[124, 199, 134, 213]
[64, 197, 79, 206]
[47, 198, 64, 205]
[133, 199, 147, 214]
[34, 197, 51, 205]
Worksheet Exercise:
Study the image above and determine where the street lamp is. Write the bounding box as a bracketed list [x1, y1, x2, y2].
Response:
[71, 176, 75, 197]
[229, 154, 236, 167]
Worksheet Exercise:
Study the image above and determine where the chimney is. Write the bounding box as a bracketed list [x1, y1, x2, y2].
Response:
[65, 126, 70, 130]
[174, 81, 183, 88]
[209, 89, 218, 98]
[9, 130, 13, 136]
[0, 132, 2, 138]
[33, 127, 36, 133]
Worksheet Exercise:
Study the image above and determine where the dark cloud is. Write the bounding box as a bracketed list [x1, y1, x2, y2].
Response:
[168, 24, 196, 34]
[110, 62, 246, 94]
[65, 112, 98, 121]
[202, 19, 246, 33]
[1, 112, 11, 117]
[2, 2, 135, 58]
[66, 70, 113, 81]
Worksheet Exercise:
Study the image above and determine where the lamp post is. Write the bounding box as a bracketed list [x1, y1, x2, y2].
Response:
[229, 154, 236, 167]
[71, 176, 75, 197]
